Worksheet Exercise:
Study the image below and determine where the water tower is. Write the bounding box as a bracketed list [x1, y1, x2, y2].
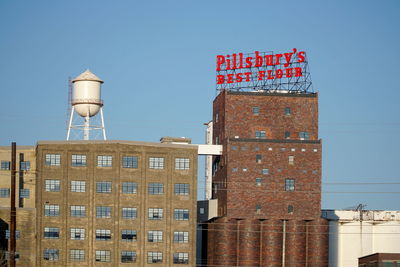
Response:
[66, 69, 107, 140]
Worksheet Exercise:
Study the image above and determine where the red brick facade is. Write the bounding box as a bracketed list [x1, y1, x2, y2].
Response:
[207, 90, 328, 266]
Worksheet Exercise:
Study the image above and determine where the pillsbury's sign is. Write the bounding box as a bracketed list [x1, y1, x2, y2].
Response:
[216, 49, 313, 93]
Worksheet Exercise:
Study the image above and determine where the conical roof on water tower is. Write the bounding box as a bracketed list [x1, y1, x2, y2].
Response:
[72, 69, 104, 83]
[71, 69, 104, 118]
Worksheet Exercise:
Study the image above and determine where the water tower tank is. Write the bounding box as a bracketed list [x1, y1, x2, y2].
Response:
[72, 69, 104, 117]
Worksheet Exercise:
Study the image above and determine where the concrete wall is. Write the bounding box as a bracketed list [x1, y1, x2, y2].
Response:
[324, 210, 400, 267]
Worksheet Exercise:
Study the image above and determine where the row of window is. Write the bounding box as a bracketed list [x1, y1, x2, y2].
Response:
[216, 178, 296, 191]
[44, 205, 190, 220]
[43, 249, 189, 264]
[214, 107, 292, 124]
[43, 227, 189, 243]
[255, 204, 295, 214]
[0, 160, 30, 170]
[231, 146, 318, 152]
[232, 167, 318, 175]
[45, 155, 190, 170]
[0, 188, 30, 198]
[252, 106, 292, 116]
[254, 131, 310, 140]
[44, 180, 190, 195]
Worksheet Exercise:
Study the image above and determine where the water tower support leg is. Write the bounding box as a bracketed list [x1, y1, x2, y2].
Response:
[84, 114, 90, 140]
[66, 106, 75, 140]
[100, 108, 107, 140]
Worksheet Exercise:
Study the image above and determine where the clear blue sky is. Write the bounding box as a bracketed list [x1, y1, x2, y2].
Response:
[1, 0, 399, 210]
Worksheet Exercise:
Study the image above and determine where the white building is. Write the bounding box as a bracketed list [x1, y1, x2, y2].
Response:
[323, 209, 400, 267]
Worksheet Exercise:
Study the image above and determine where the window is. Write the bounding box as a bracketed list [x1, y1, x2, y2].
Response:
[45, 179, 60, 192]
[262, 168, 269, 175]
[215, 113, 218, 123]
[148, 231, 163, 242]
[1, 161, 10, 170]
[44, 205, 59, 216]
[44, 249, 59, 261]
[175, 158, 190, 170]
[20, 161, 30, 170]
[285, 131, 290, 139]
[122, 208, 137, 219]
[20, 189, 30, 198]
[174, 209, 189, 221]
[256, 178, 262, 186]
[149, 157, 164, 169]
[147, 252, 162, 264]
[96, 250, 111, 262]
[70, 249, 85, 261]
[96, 229, 111, 241]
[312, 170, 318, 174]
[256, 154, 262, 163]
[96, 206, 112, 218]
[199, 208, 205, 214]
[121, 251, 136, 263]
[71, 154, 86, 167]
[122, 182, 137, 194]
[299, 132, 310, 140]
[97, 155, 112, 167]
[252, 106, 260, 115]
[148, 183, 163, 195]
[148, 208, 163, 220]
[44, 227, 59, 239]
[174, 184, 189, 195]
[71, 181, 86, 192]
[173, 232, 189, 243]
[122, 156, 138, 168]
[71, 228, 85, 240]
[256, 204, 261, 213]
[284, 107, 291, 115]
[288, 205, 294, 214]
[255, 131, 266, 139]
[121, 230, 137, 242]
[288, 156, 294, 165]
[70, 205, 86, 217]
[96, 181, 112, 193]
[0, 188, 10, 198]
[45, 154, 61, 166]
[5, 230, 20, 240]
[285, 179, 295, 192]
[173, 253, 189, 264]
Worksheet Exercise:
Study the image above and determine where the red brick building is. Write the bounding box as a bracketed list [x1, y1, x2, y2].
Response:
[206, 90, 329, 266]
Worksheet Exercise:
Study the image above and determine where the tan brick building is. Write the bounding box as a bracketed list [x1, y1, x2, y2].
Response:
[35, 140, 197, 266]
[1, 139, 198, 266]
[0, 145, 36, 266]
[206, 90, 329, 266]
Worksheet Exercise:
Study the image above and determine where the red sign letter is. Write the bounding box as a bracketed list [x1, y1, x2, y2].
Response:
[216, 55, 225, 71]
[217, 75, 225, 84]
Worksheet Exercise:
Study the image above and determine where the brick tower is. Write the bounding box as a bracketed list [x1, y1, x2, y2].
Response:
[206, 90, 329, 266]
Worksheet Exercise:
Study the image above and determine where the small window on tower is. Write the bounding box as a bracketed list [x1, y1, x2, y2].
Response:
[256, 204, 261, 214]
[256, 155, 262, 163]
[215, 113, 218, 123]
[288, 156, 294, 165]
[299, 132, 310, 140]
[255, 131, 266, 139]
[288, 205, 294, 214]
[252, 107, 260, 115]
[284, 107, 291, 115]
[255, 178, 262, 186]
[285, 131, 290, 139]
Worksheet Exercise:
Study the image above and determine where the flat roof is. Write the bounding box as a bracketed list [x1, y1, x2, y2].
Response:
[36, 140, 198, 150]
